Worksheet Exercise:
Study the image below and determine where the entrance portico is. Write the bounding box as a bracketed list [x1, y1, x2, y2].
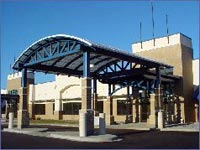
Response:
[12, 34, 178, 135]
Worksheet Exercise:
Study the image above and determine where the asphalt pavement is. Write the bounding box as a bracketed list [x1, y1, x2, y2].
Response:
[1, 124, 199, 149]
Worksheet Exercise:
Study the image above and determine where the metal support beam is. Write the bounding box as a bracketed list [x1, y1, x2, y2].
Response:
[112, 84, 115, 92]
[22, 68, 27, 88]
[93, 78, 97, 94]
[83, 51, 90, 77]
[108, 84, 111, 96]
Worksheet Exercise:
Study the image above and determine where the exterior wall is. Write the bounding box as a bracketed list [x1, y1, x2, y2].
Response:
[132, 33, 195, 122]
[7, 72, 34, 92]
[35, 114, 55, 120]
[7, 71, 34, 118]
[34, 82, 57, 101]
[193, 59, 199, 122]
[133, 33, 192, 53]
[193, 59, 199, 87]
[29, 74, 131, 121]
[62, 115, 79, 121]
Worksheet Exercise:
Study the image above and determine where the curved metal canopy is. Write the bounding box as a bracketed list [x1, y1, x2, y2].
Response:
[13, 34, 172, 78]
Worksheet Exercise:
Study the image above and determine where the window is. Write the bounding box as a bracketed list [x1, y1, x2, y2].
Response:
[35, 104, 45, 115]
[63, 103, 81, 115]
[96, 101, 103, 113]
[117, 100, 126, 115]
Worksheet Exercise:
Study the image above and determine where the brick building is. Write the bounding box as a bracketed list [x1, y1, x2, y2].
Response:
[2, 33, 199, 124]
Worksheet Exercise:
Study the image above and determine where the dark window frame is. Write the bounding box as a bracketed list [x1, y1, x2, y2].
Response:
[63, 102, 81, 115]
[35, 104, 45, 115]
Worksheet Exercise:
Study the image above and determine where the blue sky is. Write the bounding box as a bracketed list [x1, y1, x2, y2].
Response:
[1, 0, 199, 89]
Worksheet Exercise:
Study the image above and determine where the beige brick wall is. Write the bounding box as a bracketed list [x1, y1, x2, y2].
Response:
[45, 103, 54, 116]
[7, 73, 34, 119]
[7, 78, 22, 92]
[63, 115, 79, 121]
[193, 59, 199, 87]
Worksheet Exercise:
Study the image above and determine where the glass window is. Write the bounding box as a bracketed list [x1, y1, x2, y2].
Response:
[63, 103, 81, 115]
[35, 104, 45, 115]
[117, 100, 126, 115]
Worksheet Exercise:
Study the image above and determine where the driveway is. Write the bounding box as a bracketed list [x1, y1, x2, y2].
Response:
[1, 124, 199, 149]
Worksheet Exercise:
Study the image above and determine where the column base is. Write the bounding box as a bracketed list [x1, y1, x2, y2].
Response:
[8, 112, 14, 129]
[99, 113, 106, 135]
[158, 111, 165, 129]
[54, 111, 63, 120]
[79, 109, 94, 137]
[147, 115, 156, 128]
[17, 110, 30, 129]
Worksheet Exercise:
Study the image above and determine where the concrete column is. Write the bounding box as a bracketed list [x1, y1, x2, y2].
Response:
[99, 113, 106, 135]
[54, 99, 63, 120]
[174, 97, 181, 123]
[17, 87, 30, 129]
[179, 97, 185, 123]
[155, 88, 165, 129]
[158, 110, 164, 129]
[79, 78, 94, 137]
[132, 98, 139, 123]
[195, 104, 199, 122]
[79, 109, 94, 137]
[147, 94, 156, 127]
[104, 96, 114, 125]
[79, 110, 87, 137]
[81, 78, 92, 110]
[8, 104, 14, 129]
[138, 99, 142, 122]
[8, 112, 14, 129]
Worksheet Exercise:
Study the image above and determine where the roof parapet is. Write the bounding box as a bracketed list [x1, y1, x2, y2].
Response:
[132, 33, 193, 53]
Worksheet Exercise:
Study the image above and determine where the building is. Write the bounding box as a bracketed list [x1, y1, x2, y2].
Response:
[2, 33, 199, 125]
[132, 33, 197, 122]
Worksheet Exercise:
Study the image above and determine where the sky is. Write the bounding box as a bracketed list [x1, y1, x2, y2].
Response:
[1, 0, 199, 89]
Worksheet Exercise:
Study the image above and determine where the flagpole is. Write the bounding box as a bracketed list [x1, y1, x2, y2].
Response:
[140, 21, 142, 49]
[166, 14, 169, 44]
[151, 2, 155, 46]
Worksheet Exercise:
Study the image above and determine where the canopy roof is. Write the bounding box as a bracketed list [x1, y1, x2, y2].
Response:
[13, 34, 173, 79]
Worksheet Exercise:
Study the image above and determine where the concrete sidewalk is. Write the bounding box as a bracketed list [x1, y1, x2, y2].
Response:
[107, 122, 199, 132]
[4, 120, 199, 132]
[161, 122, 199, 132]
[2, 127, 121, 143]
